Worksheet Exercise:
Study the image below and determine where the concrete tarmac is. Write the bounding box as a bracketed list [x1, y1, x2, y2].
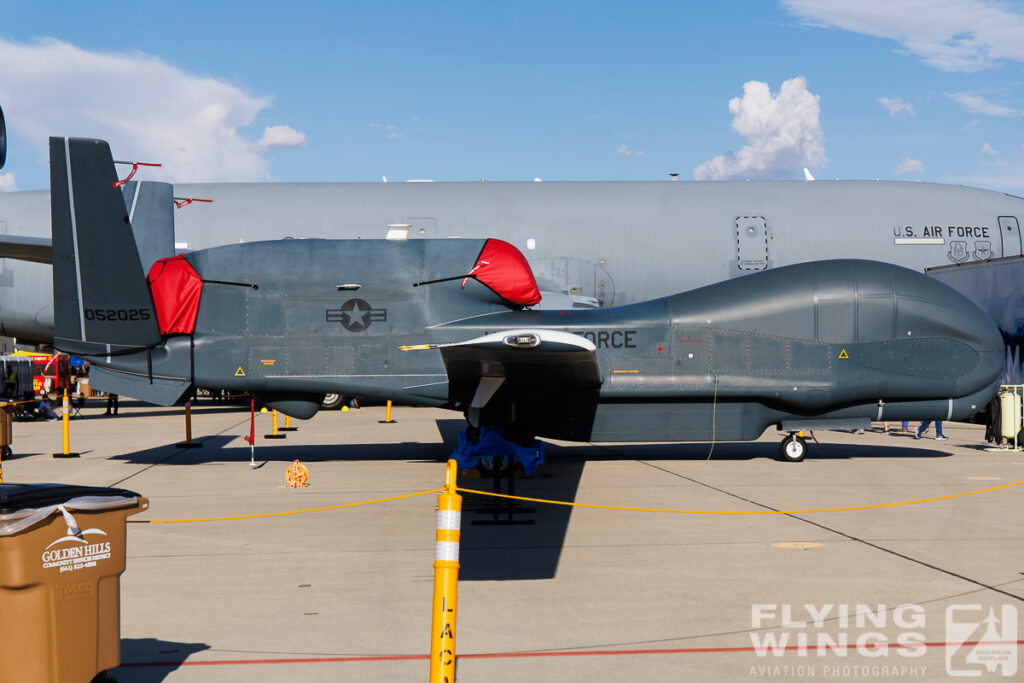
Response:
[2, 400, 1022, 682]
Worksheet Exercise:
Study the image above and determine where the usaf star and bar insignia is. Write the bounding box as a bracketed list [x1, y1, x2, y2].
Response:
[326, 298, 387, 332]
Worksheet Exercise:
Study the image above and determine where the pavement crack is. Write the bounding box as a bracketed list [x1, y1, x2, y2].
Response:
[107, 416, 252, 488]
[627, 456, 1024, 604]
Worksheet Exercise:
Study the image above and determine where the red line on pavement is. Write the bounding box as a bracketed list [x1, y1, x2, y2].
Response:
[119, 640, 1024, 668]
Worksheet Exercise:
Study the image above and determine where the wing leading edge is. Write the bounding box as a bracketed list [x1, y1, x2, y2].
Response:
[425, 329, 601, 427]
[0, 235, 52, 264]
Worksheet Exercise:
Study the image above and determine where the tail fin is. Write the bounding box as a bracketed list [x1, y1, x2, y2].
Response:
[50, 137, 161, 355]
[122, 180, 175, 273]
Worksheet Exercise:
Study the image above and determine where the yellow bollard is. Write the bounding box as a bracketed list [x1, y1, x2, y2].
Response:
[379, 399, 397, 424]
[176, 402, 203, 448]
[265, 409, 286, 439]
[280, 413, 297, 432]
[429, 459, 461, 682]
[52, 388, 80, 458]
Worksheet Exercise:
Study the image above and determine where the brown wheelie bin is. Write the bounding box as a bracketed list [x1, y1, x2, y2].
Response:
[0, 483, 148, 683]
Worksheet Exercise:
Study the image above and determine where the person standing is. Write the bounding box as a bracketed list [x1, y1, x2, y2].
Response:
[3, 364, 17, 398]
[104, 392, 119, 416]
[915, 420, 947, 440]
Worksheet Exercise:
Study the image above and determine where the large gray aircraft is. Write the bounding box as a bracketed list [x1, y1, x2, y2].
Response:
[0, 105, 1022, 347]
[48, 137, 1004, 461]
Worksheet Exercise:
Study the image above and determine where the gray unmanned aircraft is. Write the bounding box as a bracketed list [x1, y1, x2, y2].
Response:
[0, 103, 1023, 384]
[49, 137, 1003, 461]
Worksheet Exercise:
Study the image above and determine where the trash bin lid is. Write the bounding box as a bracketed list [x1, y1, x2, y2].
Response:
[0, 483, 141, 515]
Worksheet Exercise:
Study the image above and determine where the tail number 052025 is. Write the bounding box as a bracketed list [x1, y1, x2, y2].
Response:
[84, 308, 151, 322]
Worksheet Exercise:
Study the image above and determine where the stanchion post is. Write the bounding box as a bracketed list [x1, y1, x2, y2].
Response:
[265, 409, 286, 439]
[175, 401, 203, 448]
[379, 399, 398, 424]
[429, 459, 461, 682]
[280, 413, 297, 432]
[243, 396, 256, 467]
[53, 387, 80, 458]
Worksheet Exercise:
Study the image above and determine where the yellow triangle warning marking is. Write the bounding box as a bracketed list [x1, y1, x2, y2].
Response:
[235, 366, 246, 376]
[838, 349, 849, 359]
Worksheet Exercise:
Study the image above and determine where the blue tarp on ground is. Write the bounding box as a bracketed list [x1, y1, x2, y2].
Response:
[450, 426, 546, 476]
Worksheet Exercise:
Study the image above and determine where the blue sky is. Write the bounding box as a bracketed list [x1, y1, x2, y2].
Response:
[0, 1, 1022, 191]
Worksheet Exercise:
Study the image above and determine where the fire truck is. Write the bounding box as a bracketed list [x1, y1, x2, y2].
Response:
[9, 351, 72, 396]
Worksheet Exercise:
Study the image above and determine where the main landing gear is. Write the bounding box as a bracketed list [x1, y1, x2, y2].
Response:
[777, 433, 808, 462]
[320, 393, 347, 410]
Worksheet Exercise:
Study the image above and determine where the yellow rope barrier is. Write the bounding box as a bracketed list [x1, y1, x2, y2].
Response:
[126, 474, 1024, 524]
[455, 479, 1024, 515]
[130, 488, 443, 524]
[0, 398, 54, 407]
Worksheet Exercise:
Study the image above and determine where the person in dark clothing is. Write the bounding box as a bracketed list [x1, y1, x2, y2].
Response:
[3, 365, 18, 398]
[105, 393, 119, 416]
[37, 393, 58, 421]
[985, 396, 1003, 445]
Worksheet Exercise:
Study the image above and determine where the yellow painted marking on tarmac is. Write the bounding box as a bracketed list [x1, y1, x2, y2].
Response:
[234, 366, 246, 376]
[771, 542, 824, 549]
[130, 488, 443, 524]
[838, 349, 849, 359]
[455, 478, 1024, 515]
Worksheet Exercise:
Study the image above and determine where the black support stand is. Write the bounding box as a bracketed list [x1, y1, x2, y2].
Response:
[470, 455, 535, 526]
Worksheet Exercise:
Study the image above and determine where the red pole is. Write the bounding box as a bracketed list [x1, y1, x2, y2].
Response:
[243, 397, 256, 467]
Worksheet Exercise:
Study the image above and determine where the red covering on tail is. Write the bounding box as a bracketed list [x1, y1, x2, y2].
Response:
[147, 255, 203, 334]
[462, 239, 542, 306]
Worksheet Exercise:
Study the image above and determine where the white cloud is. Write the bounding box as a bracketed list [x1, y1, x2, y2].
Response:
[0, 37, 304, 183]
[893, 158, 924, 175]
[694, 77, 825, 180]
[784, 0, 1024, 72]
[370, 122, 416, 140]
[947, 91, 1021, 117]
[616, 144, 649, 158]
[0, 172, 16, 192]
[981, 142, 999, 156]
[877, 96, 915, 116]
[252, 125, 307, 153]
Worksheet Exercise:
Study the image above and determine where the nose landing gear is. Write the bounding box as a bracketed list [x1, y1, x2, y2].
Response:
[778, 433, 808, 462]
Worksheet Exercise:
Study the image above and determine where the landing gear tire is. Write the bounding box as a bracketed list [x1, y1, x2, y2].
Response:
[320, 393, 347, 410]
[777, 434, 808, 462]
